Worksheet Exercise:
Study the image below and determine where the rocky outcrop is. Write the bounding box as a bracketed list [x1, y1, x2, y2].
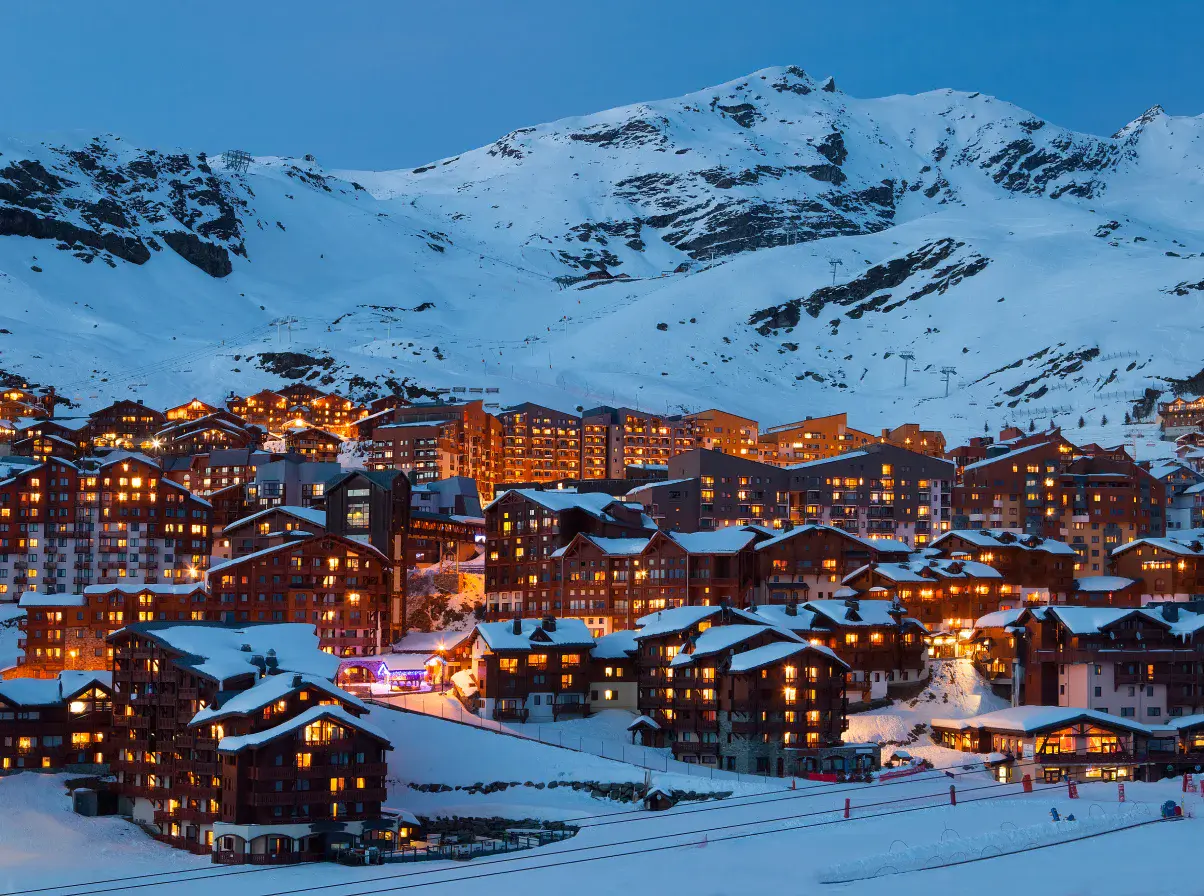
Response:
[157, 231, 231, 277]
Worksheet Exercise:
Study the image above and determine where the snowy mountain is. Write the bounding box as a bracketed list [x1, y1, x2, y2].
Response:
[3, 65, 1204, 443]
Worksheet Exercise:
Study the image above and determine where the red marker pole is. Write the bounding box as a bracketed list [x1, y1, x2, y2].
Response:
[1022, 774, 1033, 794]
[949, 784, 957, 806]
[844, 798, 850, 819]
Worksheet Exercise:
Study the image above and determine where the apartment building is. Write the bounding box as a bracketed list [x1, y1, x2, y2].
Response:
[497, 403, 581, 484]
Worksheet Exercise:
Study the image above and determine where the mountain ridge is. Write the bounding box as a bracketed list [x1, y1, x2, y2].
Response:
[1, 65, 1202, 444]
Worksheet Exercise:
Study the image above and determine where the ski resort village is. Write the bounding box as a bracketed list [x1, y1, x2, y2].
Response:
[4, 16, 1204, 894]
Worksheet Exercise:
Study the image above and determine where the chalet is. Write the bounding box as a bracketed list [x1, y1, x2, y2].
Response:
[1111, 537, 1204, 601]
[11, 418, 90, 462]
[206, 533, 391, 656]
[0, 671, 112, 772]
[86, 400, 166, 451]
[462, 617, 596, 722]
[15, 584, 209, 679]
[751, 598, 928, 702]
[165, 398, 222, 423]
[109, 621, 394, 862]
[483, 488, 654, 622]
[753, 524, 911, 605]
[283, 427, 343, 463]
[929, 529, 1078, 600]
[217, 506, 328, 561]
[840, 557, 1006, 642]
[1159, 396, 1204, 438]
[931, 706, 1157, 783]
[153, 412, 262, 457]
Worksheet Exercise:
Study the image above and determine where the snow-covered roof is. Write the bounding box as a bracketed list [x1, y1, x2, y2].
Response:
[592, 628, 640, 660]
[450, 669, 478, 696]
[748, 604, 820, 632]
[391, 630, 474, 654]
[223, 505, 328, 534]
[931, 705, 1155, 736]
[475, 618, 595, 651]
[190, 673, 364, 725]
[845, 558, 1003, 585]
[804, 599, 906, 627]
[726, 641, 848, 674]
[785, 450, 871, 470]
[555, 534, 651, 558]
[633, 605, 762, 640]
[670, 624, 791, 666]
[1112, 537, 1204, 558]
[932, 529, 1079, 557]
[961, 442, 1054, 473]
[217, 704, 390, 753]
[207, 533, 387, 578]
[1074, 576, 1138, 593]
[0, 671, 111, 707]
[624, 478, 694, 497]
[82, 583, 204, 596]
[114, 622, 340, 683]
[19, 594, 86, 608]
[973, 608, 1029, 630]
[627, 714, 661, 731]
[754, 523, 910, 555]
[1163, 714, 1204, 731]
[667, 528, 760, 554]
[486, 488, 621, 516]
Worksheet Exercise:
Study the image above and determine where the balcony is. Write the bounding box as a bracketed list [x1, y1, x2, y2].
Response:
[552, 701, 590, 719]
[492, 706, 530, 722]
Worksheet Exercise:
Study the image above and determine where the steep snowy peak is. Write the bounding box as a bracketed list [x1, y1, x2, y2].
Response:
[344, 66, 1153, 281]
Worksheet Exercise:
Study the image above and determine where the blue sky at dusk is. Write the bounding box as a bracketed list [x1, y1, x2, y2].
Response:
[3, 0, 1197, 169]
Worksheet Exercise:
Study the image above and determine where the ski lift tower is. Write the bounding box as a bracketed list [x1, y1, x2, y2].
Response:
[899, 351, 916, 387]
[221, 149, 252, 176]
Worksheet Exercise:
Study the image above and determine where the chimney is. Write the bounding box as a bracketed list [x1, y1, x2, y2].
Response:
[1162, 604, 1180, 623]
[292, 673, 303, 688]
[786, 594, 798, 617]
[512, 617, 523, 636]
[541, 615, 557, 632]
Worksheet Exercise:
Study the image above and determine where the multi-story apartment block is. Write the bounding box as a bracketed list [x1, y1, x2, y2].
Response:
[751, 599, 928, 703]
[757, 413, 875, 466]
[878, 423, 947, 458]
[929, 529, 1079, 600]
[497, 403, 582, 484]
[366, 400, 502, 499]
[0, 670, 112, 772]
[841, 557, 1006, 636]
[109, 621, 393, 862]
[13, 584, 208, 678]
[243, 455, 340, 514]
[283, 427, 342, 463]
[0, 453, 212, 605]
[631, 605, 849, 775]
[580, 406, 677, 480]
[952, 435, 1165, 553]
[464, 616, 596, 721]
[753, 524, 912, 604]
[1159, 396, 1204, 438]
[207, 532, 391, 657]
[325, 470, 411, 639]
[216, 507, 329, 562]
[484, 488, 654, 621]
[86, 400, 166, 451]
[625, 449, 791, 532]
[1110, 537, 1204, 601]
[165, 449, 275, 497]
[785, 443, 955, 547]
[682, 409, 759, 457]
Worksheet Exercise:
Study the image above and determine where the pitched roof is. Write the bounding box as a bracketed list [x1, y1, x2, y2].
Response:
[726, 641, 848, 674]
[667, 529, 760, 554]
[670, 624, 792, 666]
[110, 621, 339, 684]
[217, 704, 390, 753]
[0, 671, 112, 707]
[222, 505, 328, 535]
[475, 618, 595, 651]
[190, 672, 364, 725]
[931, 705, 1155, 736]
[633, 605, 763, 640]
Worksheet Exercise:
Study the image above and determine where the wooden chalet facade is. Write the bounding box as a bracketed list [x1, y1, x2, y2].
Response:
[753, 524, 911, 605]
[207, 533, 391, 657]
[86, 400, 166, 451]
[109, 622, 393, 862]
[0, 671, 112, 772]
[283, 427, 342, 463]
[463, 617, 595, 722]
[1110, 537, 1204, 601]
[931, 707, 1159, 782]
[929, 529, 1078, 599]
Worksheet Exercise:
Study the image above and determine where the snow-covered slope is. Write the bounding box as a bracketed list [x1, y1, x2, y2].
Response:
[3, 66, 1204, 442]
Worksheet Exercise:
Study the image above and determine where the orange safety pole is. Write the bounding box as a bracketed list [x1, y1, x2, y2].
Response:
[1022, 773, 1033, 793]
[843, 798, 850, 819]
